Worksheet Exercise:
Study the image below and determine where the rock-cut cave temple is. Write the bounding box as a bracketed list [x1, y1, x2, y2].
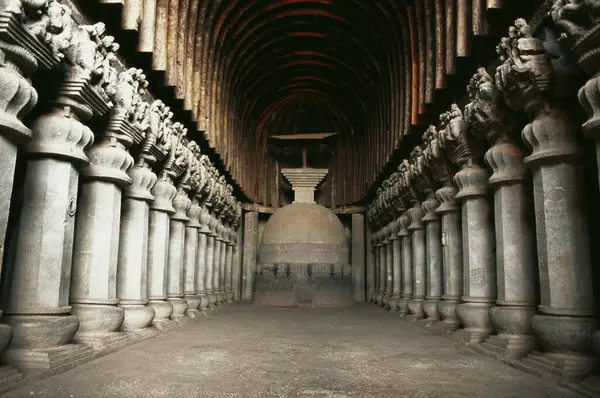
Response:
[0, 0, 600, 396]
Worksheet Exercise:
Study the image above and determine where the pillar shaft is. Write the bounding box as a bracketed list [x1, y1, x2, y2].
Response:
[437, 201, 462, 330]
[242, 211, 258, 301]
[147, 179, 176, 324]
[196, 229, 209, 312]
[397, 213, 412, 315]
[117, 164, 156, 332]
[167, 214, 188, 318]
[408, 204, 426, 320]
[184, 219, 200, 317]
[3, 108, 93, 366]
[351, 214, 366, 302]
[205, 234, 216, 307]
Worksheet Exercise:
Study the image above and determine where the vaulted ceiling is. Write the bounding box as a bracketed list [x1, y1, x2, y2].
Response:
[93, 0, 542, 206]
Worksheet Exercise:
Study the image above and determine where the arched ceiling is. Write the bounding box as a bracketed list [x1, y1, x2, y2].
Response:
[95, 0, 540, 206]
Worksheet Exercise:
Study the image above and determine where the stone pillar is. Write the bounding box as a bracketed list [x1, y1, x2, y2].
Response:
[117, 163, 157, 332]
[213, 222, 223, 304]
[388, 219, 402, 311]
[495, 20, 597, 379]
[1, 19, 112, 370]
[453, 161, 495, 344]
[407, 204, 426, 320]
[436, 184, 462, 331]
[166, 184, 191, 320]
[376, 228, 386, 305]
[383, 223, 394, 308]
[437, 105, 496, 344]
[370, 231, 380, 304]
[2, 89, 95, 369]
[196, 206, 211, 315]
[0, 2, 49, 361]
[225, 229, 236, 303]
[551, 1, 600, 369]
[421, 196, 442, 323]
[466, 68, 537, 359]
[183, 196, 201, 318]
[218, 225, 229, 304]
[233, 224, 243, 301]
[242, 211, 258, 301]
[70, 134, 133, 350]
[422, 125, 462, 331]
[396, 213, 412, 316]
[366, 226, 375, 303]
[147, 178, 176, 326]
[205, 218, 218, 308]
[351, 214, 366, 302]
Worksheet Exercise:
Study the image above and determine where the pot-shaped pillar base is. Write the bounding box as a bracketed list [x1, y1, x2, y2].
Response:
[71, 304, 127, 351]
[148, 300, 173, 325]
[397, 297, 410, 316]
[387, 295, 400, 312]
[119, 304, 155, 332]
[1, 315, 92, 372]
[184, 295, 201, 318]
[437, 298, 461, 331]
[476, 304, 537, 359]
[167, 298, 188, 318]
[407, 298, 425, 321]
[510, 314, 598, 381]
[208, 292, 218, 309]
[423, 298, 441, 322]
[455, 302, 494, 344]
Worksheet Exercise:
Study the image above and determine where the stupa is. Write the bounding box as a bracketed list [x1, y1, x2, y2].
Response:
[253, 135, 353, 307]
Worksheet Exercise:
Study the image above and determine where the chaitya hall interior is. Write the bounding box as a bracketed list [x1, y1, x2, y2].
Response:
[0, 0, 600, 396]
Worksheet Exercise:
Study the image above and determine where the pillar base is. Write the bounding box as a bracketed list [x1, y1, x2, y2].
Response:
[207, 292, 218, 309]
[148, 300, 173, 325]
[226, 290, 234, 304]
[375, 291, 385, 305]
[167, 298, 188, 318]
[0, 322, 12, 355]
[423, 298, 441, 322]
[483, 304, 537, 359]
[473, 334, 536, 360]
[0, 366, 23, 395]
[387, 295, 400, 311]
[119, 304, 155, 332]
[71, 304, 124, 335]
[3, 315, 79, 349]
[437, 298, 461, 332]
[72, 331, 131, 352]
[514, 313, 599, 380]
[397, 297, 410, 316]
[184, 295, 201, 318]
[128, 327, 159, 341]
[2, 344, 93, 373]
[407, 298, 425, 321]
[381, 294, 391, 308]
[455, 301, 494, 344]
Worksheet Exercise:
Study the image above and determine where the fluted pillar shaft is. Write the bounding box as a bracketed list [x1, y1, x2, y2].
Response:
[397, 213, 412, 316]
[196, 226, 209, 314]
[183, 198, 201, 318]
[147, 179, 176, 325]
[2, 107, 93, 363]
[383, 231, 394, 308]
[70, 136, 134, 347]
[213, 233, 223, 304]
[117, 164, 157, 331]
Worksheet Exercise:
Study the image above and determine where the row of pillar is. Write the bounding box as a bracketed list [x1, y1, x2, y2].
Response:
[367, 17, 599, 381]
[0, 3, 241, 374]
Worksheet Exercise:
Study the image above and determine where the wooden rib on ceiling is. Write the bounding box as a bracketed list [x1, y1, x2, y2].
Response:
[96, 0, 524, 205]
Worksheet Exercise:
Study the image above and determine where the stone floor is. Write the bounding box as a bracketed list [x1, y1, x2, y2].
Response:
[2, 304, 581, 398]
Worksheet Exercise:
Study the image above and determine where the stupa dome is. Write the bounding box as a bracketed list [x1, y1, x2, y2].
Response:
[259, 203, 348, 265]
